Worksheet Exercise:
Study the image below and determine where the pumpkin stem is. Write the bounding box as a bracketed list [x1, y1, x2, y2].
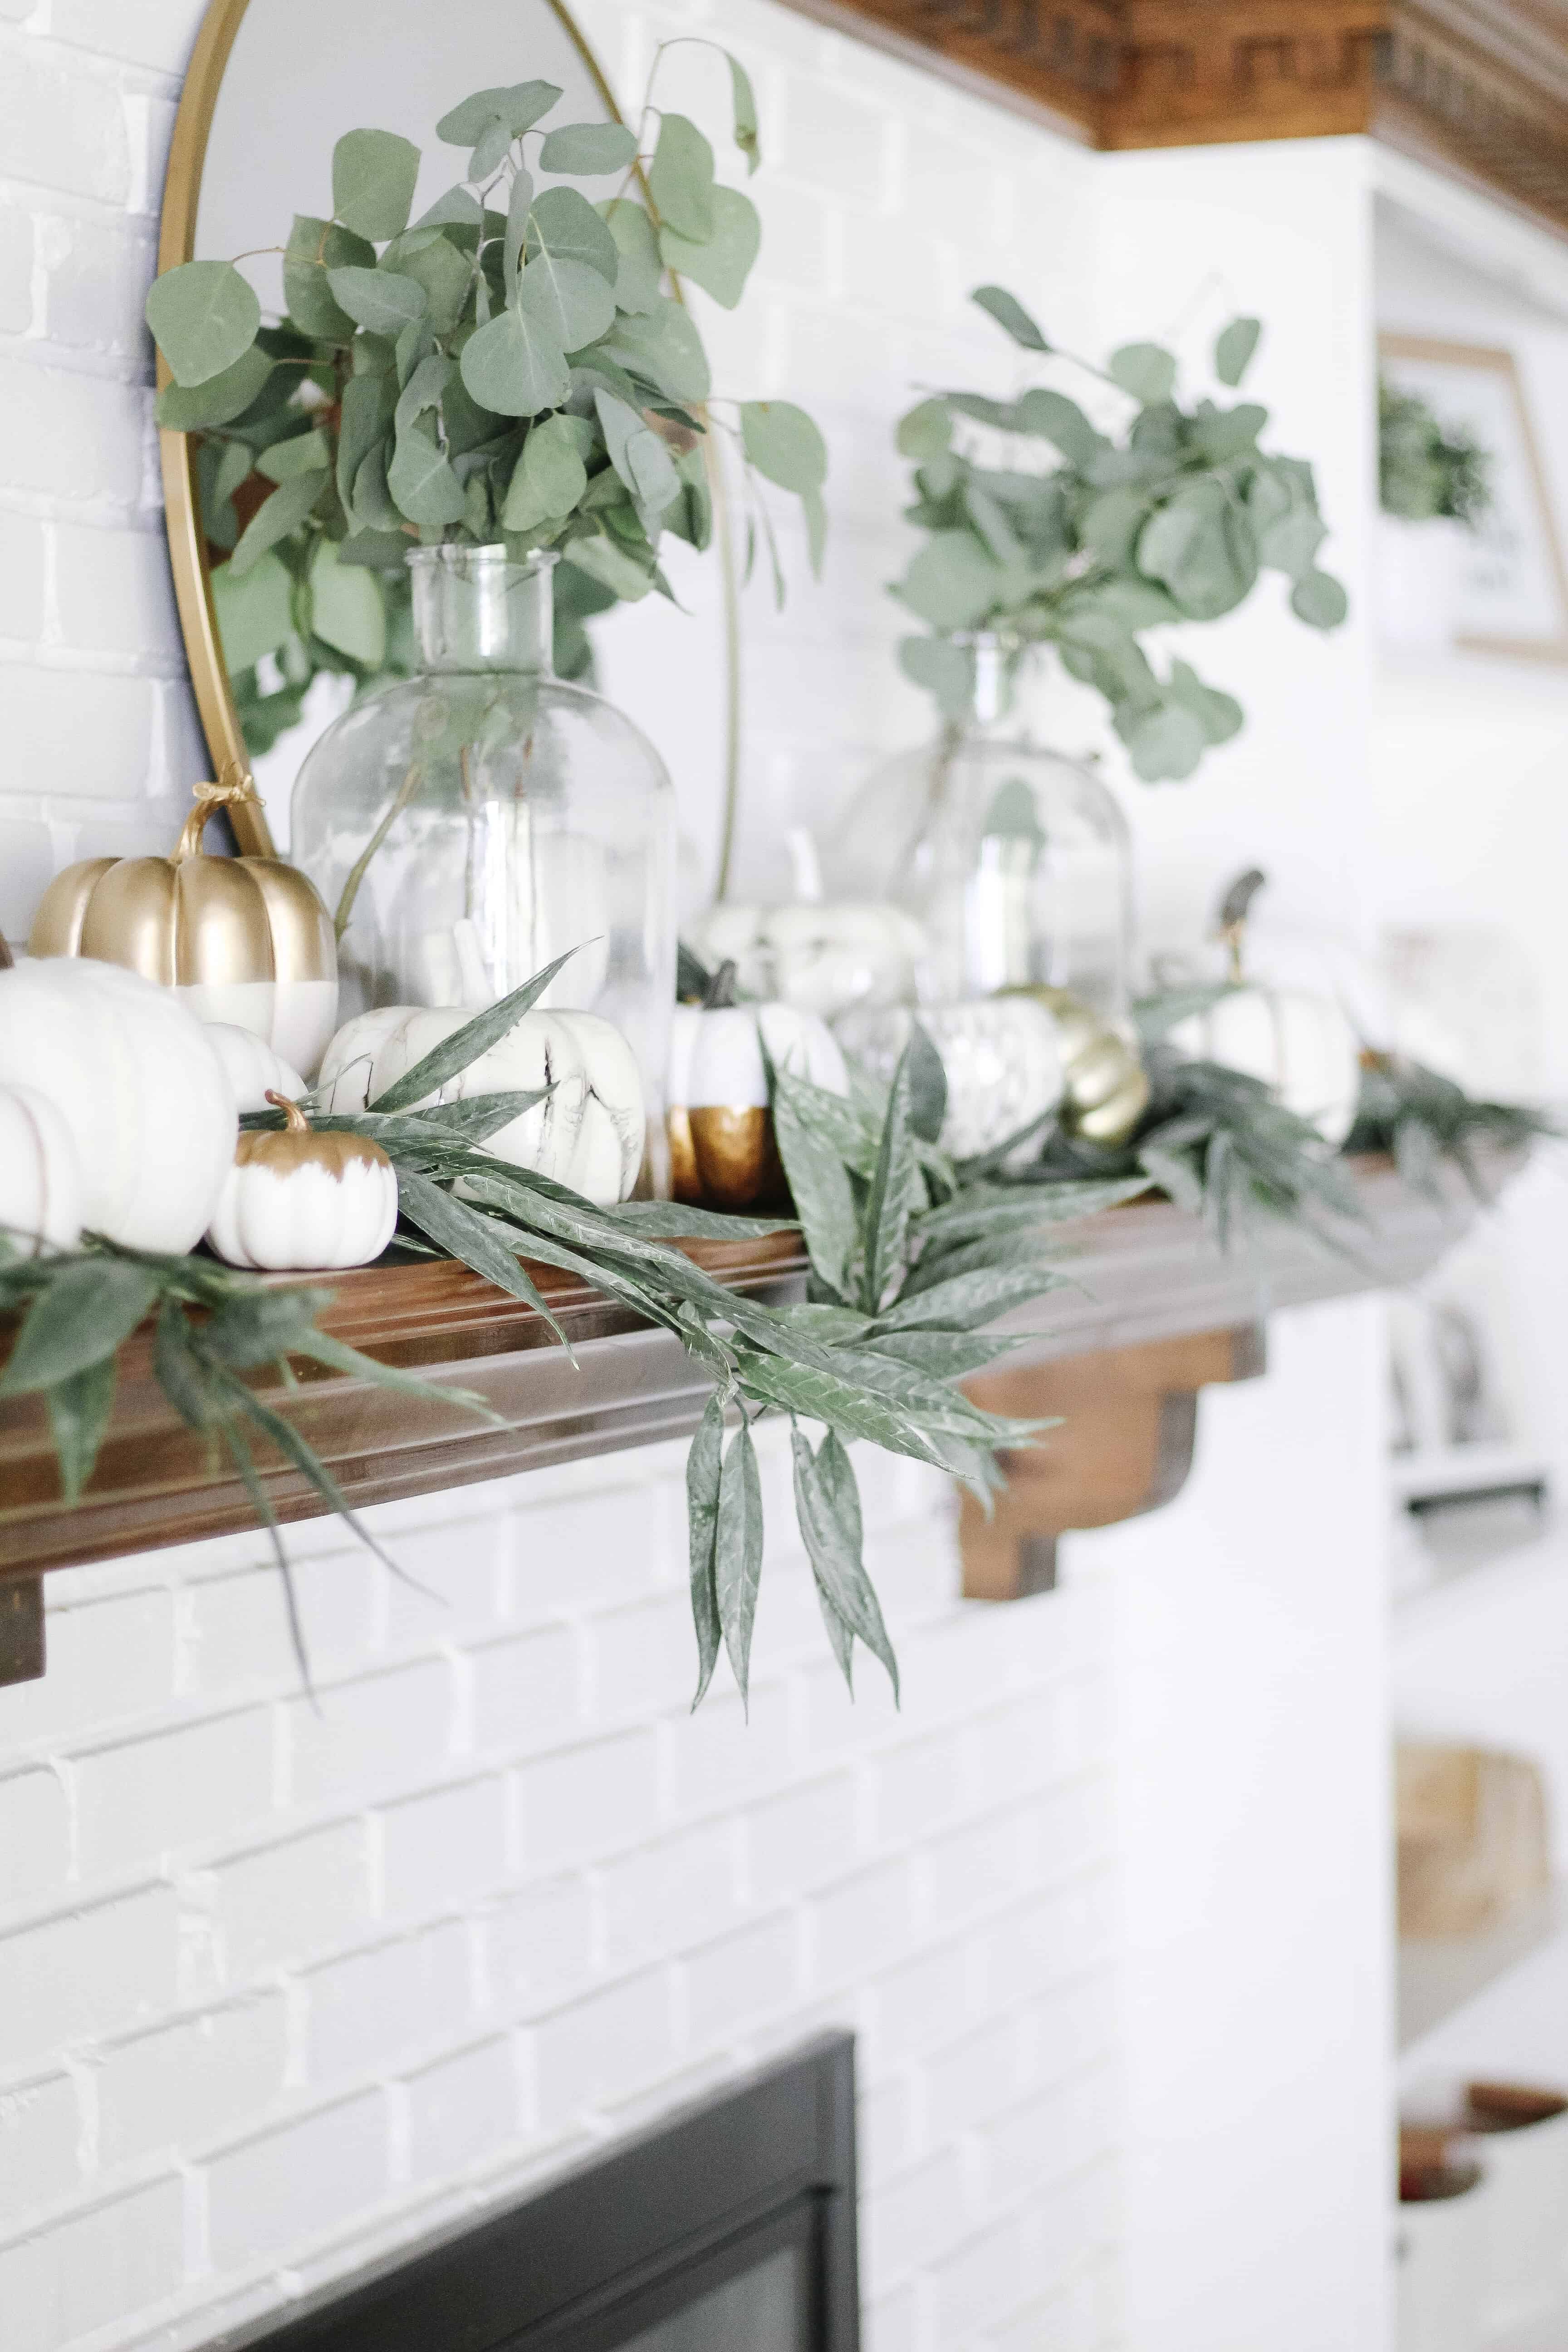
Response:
[266, 1091, 312, 1133]
[703, 959, 739, 1011]
[172, 775, 260, 863]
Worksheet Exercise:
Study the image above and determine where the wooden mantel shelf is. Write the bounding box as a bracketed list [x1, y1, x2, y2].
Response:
[0, 1154, 1498, 1598]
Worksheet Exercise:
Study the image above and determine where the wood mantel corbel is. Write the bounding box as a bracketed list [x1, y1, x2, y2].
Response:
[958, 1324, 1264, 1600]
[781, 0, 1568, 240]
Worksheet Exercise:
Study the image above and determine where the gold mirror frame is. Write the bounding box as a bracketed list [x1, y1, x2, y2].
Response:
[155, 0, 273, 852]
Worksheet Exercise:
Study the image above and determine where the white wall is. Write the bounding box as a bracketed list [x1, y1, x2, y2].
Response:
[0, 0, 1398, 2346]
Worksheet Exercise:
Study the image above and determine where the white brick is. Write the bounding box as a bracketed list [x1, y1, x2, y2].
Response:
[920, 1804, 1032, 1928]
[403, 2036, 516, 2181]
[745, 1774, 860, 1902]
[0, 357, 146, 509]
[51, 0, 199, 74]
[867, 1940, 972, 2072]
[43, 212, 156, 358]
[0, 1885, 176, 2073]
[869, 1725, 974, 1845]
[930, 2211, 1025, 2340]
[0, 665, 154, 799]
[919, 2014, 1024, 2140]
[590, 1593, 697, 1720]
[680, 1911, 799, 2040]
[598, 1817, 741, 1969]
[53, 522, 179, 660]
[205, 1820, 373, 1982]
[0, 512, 45, 644]
[863, 2147, 969, 2290]
[0, 2068, 81, 2215]
[378, 1774, 507, 1919]
[485, 1874, 595, 2015]
[0, 816, 54, 941]
[205, 2091, 388, 2270]
[70, 1704, 275, 1877]
[0, 1585, 175, 1744]
[469, 1622, 580, 1758]
[0, 1767, 70, 1907]
[96, 1994, 288, 2167]
[0, 2177, 182, 2352]
[382, 1509, 510, 1647]
[663, 1683, 793, 1818]
[532, 1969, 675, 2130]
[512, 1730, 659, 1874]
[303, 1920, 471, 2086]
[0, 46, 131, 206]
[508, 1484, 674, 1614]
[808, 1860, 915, 1990]
[282, 1658, 454, 1809]
[181, 1548, 382, 1696]
[0, 206, 33, 334]
[981, 2066, 1120, 2204]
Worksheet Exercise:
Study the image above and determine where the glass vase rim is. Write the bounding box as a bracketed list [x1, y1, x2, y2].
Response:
[404, 543, 559, 576]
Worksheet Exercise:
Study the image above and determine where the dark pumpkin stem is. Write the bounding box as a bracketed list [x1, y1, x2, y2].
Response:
[703, 959, 739, 1011]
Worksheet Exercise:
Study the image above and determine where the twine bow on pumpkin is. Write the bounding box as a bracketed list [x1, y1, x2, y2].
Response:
[173, 770, 260, 862]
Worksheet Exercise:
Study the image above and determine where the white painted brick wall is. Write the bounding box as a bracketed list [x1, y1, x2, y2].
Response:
[0, 1427, 1124, 2352]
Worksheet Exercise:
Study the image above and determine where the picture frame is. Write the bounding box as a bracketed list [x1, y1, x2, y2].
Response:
[1379, 334, 1568, 662]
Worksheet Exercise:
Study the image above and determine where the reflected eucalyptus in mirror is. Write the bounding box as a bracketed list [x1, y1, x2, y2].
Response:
[891, 287, 1348, 782]
[146, 38, 827, 768]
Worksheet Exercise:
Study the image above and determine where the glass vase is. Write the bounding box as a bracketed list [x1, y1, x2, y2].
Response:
[290, 547, 676, 1159]
[826, 638, 1135, 1020]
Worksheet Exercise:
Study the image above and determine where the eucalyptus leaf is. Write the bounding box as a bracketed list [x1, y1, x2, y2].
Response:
[327, 265, 427, 337]
[257, 427, 330, 483]
[972, 283, 1049, 350]
[1110, 342, 1177, 404]
[1215, 315, 1262, 387]
[284, 216, 375, 340]
[727, 52, 761, 174]
[1290, 568, 1349, 628]
[459, 305, 571, 417]
[213, 547, 294, 671]
[436, 81, 561, 146]
[897, 530, 1003, 631]
[740, 399, 828, 494]
[335, 368, 397, 508]
[539, 121, 638, 174]
[602, 199, 663, 314]
[599, 302, 710, 404]
[659, 186, 760, 308]
[146, 260, 260, 388]
[228, 468, 328, 577]
[332, 127, 420, 241]
[594, 390, 679, 514]
[308, 538, 386, 665]
[897, 398, 953, 462]
[503, 167, 535, 302]
[525, 185, 620, 287]
[648, 112, 715, 242]
[156, 343, 272, 430]
[520, 251, 617, 355]
[503, 411, 589, 529]
[387, 420, 467, 526]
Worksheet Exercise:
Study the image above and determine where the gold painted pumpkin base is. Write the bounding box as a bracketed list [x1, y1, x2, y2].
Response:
[669, 1106, 789, 1212]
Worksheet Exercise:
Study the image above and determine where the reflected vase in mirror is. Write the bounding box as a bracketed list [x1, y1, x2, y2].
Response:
[290, 546, 676, 1161]
[828, 638, 1135, 1023]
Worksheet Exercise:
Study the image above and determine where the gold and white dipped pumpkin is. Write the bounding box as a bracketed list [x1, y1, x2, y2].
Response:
[207, 1096, 398, 1272]
[319, 1004, 645, 1208]
[0, 1084, 83, 1256]
[202, 1023, 308, 1115]
[29, 780, 338, 1077]
[0, 959, 236, 1252]
[668, 977, 848, 1210]
[836, 997, 1064, 1161]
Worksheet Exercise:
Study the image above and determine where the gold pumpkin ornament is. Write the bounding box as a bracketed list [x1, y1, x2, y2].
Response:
[29, 777, 338, 1078]
[1004, 986, 1150, 1147]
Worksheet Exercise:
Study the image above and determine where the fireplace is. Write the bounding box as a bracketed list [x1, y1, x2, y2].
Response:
[227, 2036, 858, 2352]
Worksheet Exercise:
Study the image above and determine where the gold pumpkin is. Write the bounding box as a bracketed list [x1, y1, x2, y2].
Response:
[1005, 986, 1150, 1147]
[29, 778, 338, 1078]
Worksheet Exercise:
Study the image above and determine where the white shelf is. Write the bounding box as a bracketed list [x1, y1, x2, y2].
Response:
[1399, 1885, 1568, 2053]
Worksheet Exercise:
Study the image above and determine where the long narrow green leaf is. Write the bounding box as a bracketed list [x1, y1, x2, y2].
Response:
[394, 1170, 570, 1347]
[603, 1203, 799, 1240]
[771, 1076, 859, 1300]
[791, 1425, 899, 1700]
[287, 1327, 504, 1422]
[860, 1049, 921, 1314]
[912, 1177, 1146, 1250]
[214, 1411, 313, 1693]
[0, 1259, 157, 1393]
[45, 1355, 118, 1501]
[686, 1392, 725, 1708]
[715, 1415, 764, 1707]
[869, 1261, 1068, 1335]
[369, 947, 587, 1110]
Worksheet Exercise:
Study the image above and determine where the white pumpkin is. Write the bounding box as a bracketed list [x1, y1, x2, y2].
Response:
[207, 1098, 398, 1271]
[0, 960, 236, 1251]
[203, 1022, 308, 1115]
[689, 902, 926, 1021]
[1169, 988, 1360, 1145]
[836, 998, 1064, 1161]
[318, 1004, 645, 1207]
[0, 1084, 83, 1255]
[670, 1000, 848, 1112]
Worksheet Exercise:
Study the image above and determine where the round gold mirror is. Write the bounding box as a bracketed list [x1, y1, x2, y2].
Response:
[155, 0, 624, 857]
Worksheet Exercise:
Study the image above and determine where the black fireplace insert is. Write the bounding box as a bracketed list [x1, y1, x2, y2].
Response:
[224, 2034, 859, 2352]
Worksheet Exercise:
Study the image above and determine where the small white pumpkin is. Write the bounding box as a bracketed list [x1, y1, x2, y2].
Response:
[207, 1094, 398, 1270]
[836, 998, 1065, 1161]
[668, 982, 849, 1209]
[1168, 991, 1360, 1146]
[0, 959, 236, 1251]
[0, 1084, 83, 1256]
[203, 1022, 308, 1115]
[318, 1004, 644, 1207]
[689, 901, 926, 1021]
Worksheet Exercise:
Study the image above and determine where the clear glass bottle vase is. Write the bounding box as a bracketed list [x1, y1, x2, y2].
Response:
[290, 545, 676, 1137]
[828, 638, 1135, 1020]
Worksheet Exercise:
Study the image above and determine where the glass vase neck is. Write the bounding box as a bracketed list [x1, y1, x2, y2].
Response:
[963, 633, 1035, 731]
[408, 545, 555, 675]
